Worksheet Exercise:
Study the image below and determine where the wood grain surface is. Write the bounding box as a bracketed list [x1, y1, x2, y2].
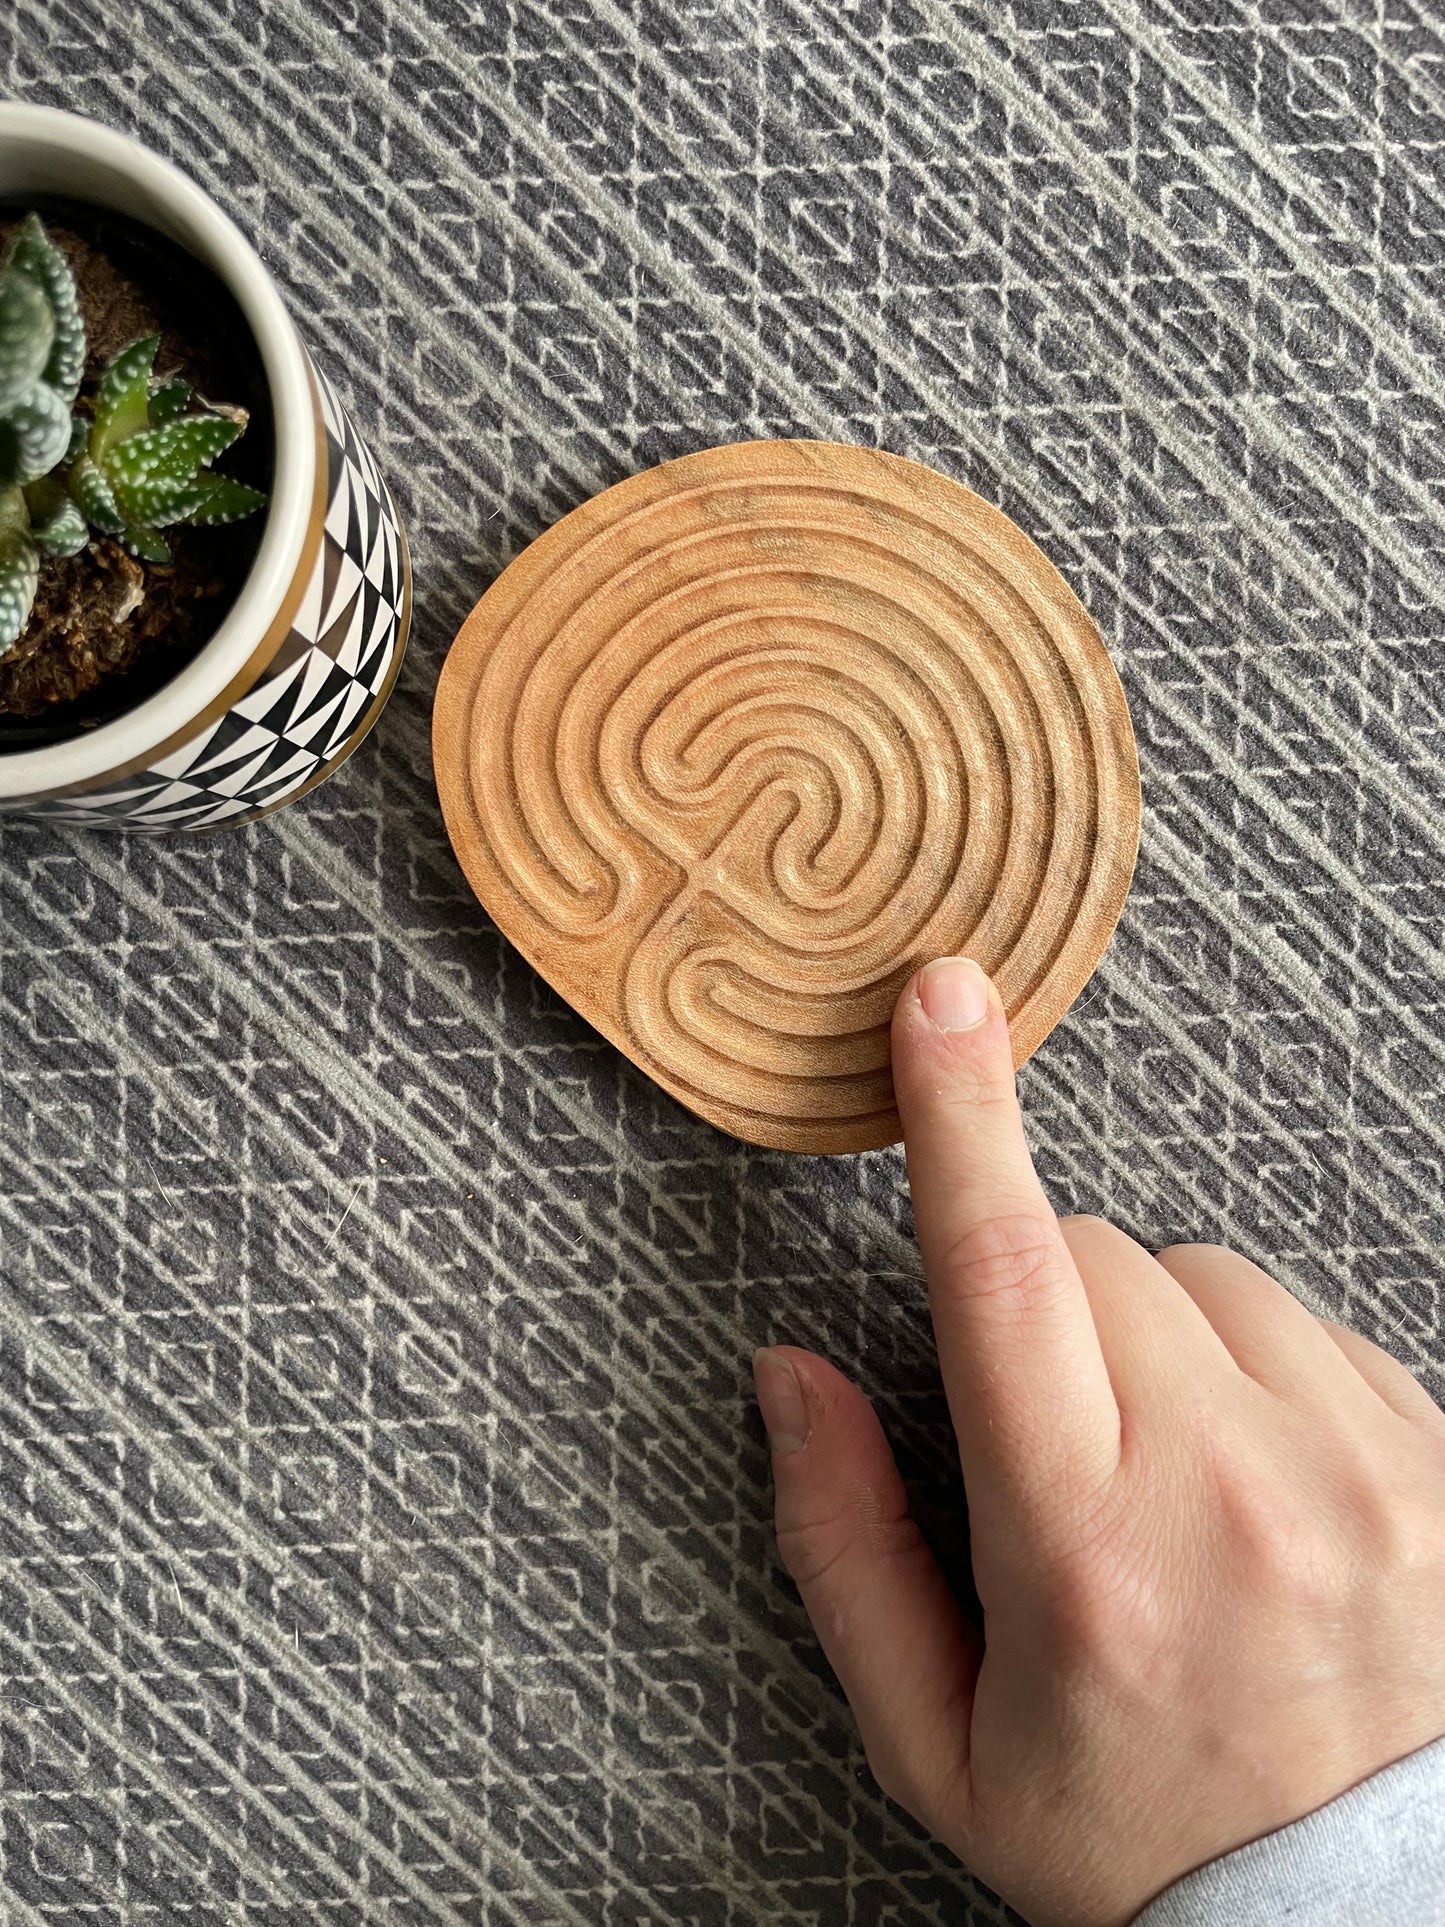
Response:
[433, 439, 1140, 1153]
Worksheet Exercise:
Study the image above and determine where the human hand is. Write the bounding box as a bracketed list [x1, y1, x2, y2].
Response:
[753, 958, 1445, 1927]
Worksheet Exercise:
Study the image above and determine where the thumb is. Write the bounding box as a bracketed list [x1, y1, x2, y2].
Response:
[753, 1346, 980, 1825]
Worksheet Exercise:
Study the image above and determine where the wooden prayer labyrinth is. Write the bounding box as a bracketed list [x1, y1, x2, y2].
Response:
[434, 440, 1140, 1154]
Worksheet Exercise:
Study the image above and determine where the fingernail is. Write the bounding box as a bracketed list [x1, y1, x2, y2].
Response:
[917, 956, 991, 1032]
[753, 1348, 809, 1456]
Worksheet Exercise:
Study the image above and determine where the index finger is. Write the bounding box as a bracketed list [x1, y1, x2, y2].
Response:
[891, 958, 1120, 1536]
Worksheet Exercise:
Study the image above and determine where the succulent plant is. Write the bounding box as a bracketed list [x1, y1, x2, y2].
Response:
[0, 216, 89, 648]
[0, 214, 84, 487]
[69, 333, 267, 566]
[0, 212, 269, 654]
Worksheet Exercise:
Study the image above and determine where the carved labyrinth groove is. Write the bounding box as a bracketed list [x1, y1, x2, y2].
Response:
[436, 441, 1140, 1151]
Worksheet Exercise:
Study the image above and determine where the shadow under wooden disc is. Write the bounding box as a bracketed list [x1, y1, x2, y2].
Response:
[434, 440, 1140, 1154]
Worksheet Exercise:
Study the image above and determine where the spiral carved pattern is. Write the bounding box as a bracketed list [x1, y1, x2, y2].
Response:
[434, 441, 1140, 1153]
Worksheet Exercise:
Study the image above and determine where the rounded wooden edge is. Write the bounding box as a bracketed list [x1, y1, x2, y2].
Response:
[434, 439, 1142, 1154]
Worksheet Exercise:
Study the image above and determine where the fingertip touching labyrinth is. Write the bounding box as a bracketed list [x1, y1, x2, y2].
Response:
[435, 440, 1141, 1152]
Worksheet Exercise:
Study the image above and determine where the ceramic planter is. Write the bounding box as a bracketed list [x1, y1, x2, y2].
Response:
[0, 106, 410, 831]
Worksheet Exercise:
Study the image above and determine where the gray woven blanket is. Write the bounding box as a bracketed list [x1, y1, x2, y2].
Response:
[4, 3, 1445, 1922]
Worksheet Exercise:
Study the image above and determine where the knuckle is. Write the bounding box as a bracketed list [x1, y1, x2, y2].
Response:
[1347, 1473, 1444, 1585]
[1210, 1447, 1351, 1610]
[1255, 1517, 1343, 1610]
[776, 1498, 924, 1595]
[930, 1058, 1015, 1111]
[774, 1514, 852, 1592]
[937, 1209, 1066, 1314]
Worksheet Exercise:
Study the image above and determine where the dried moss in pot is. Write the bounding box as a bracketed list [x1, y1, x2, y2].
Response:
[0, 207, 271, 742]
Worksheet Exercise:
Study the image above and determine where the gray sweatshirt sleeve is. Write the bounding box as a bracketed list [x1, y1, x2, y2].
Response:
[1134, 1735, 1445, 1927]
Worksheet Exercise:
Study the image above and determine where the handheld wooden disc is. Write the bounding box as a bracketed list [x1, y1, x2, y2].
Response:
[434, 440, 1140, 1154]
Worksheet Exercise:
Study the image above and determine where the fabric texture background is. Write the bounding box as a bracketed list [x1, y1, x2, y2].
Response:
[3, 3, 1445, 1922]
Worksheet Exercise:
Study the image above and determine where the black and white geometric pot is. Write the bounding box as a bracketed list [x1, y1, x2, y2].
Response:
[0, 107, 410, 831]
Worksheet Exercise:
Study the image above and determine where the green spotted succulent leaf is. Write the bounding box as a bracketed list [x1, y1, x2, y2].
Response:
[37, 501, 89, 557]
[24, 475, 88, 558]
[0, 379, 73, 488]
[183, 472, 270, 526]
[109, 414, 241, 495]
[0, 215, 91, 646]
[69, 451, 126, 535]
[7, 214, 85, 406]
[116, 475, 208, 527]
[0, 271, 54, 414]
[74, 338, 266, 556]
[147, 376, 191, 425]
[118, 524, 172, 565]
[0, 216, 274, 657]
[91, 333, 159, 459]
[0, 212, 86, 634]
[0, 488, 39, 650]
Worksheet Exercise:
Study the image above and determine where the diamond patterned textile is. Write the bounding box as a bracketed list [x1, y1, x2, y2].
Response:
[3, 5, 1445, 1923]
